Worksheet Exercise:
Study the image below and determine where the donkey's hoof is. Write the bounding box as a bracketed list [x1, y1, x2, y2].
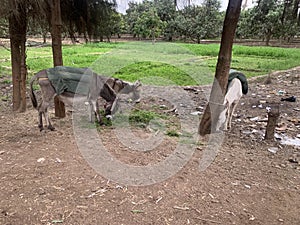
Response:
[38, 125, 44, 132]
[48, 125, 55, 131]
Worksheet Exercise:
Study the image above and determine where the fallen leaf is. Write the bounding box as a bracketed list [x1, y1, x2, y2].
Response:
[131, 209, 144, 213]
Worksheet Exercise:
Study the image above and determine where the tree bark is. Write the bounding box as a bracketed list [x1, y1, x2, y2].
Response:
[265, 30, 271, 46]
[265, 105, 279, 140]
[292, 0, 300, 22]
[19, 37, 27, 112]
[9, 1, 27, 112]
[199, 0, 243, 136]
[50, 0, 65, 118]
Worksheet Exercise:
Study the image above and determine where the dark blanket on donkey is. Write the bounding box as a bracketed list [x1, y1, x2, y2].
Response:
[47, 66, 92, 95]
[228, 70, 248, 95]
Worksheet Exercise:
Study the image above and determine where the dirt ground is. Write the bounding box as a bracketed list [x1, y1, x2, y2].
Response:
[0, 67, 300, 225]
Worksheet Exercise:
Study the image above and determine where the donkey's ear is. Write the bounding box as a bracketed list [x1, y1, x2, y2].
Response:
[134, 80, 142, 88]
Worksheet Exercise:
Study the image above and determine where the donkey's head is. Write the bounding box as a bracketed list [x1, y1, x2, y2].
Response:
[130, 80, 142, 103]
[115, 79, 142, 103]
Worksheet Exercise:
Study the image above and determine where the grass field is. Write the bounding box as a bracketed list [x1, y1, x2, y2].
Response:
[1, 41, 300, 86]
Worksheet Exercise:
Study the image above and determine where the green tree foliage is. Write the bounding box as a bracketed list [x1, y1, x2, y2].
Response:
[237, 0, 300, 44]
[24, 0, 119, 42]
[125, 0, 222, 43]
[0, 18, 9, 38]
[280, 0, 300, 41]
[1, 0, 300, 45]
[86, 0, 118, 41]
[126, 0, 166, 41]
[153, 0, 176, 40]
[134, 8, 166, 41]
[174, 0, 222, 43]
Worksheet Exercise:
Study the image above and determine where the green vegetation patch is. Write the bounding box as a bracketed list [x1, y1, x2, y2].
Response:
[184, 43, 220, 57]
[25, 43, 119, 77]
[114, 61, 199, 86]
[2, 42, 300, 84]
[166, 130, 180, 137]
[113, 109, 167, 128]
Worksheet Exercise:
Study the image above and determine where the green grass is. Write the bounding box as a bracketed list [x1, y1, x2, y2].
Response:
[112, 109, 167, 128]
[25, 42, 119, 77]
[114, 61, 200, 86]
[1, 41, 300, 85]
[185, 43, 300, 78]
[1, 79, 11, 84]
[166, 130, 180, 137]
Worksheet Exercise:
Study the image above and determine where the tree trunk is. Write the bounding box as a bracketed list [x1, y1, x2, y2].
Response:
[50, 0, 65, 118]
[9, 24, 21, 111]
[19, 37, 27, 112]
[292, 0, 300, 20]
[199, 0, 243, 136]
[43, 32, 47, 44]
[9, 1, 27, 112]
[265, 31, 271, 46]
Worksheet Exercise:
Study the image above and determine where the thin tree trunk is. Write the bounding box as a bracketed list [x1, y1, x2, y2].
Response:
[292, 0, 300, 20]
[19, 36, 27, 112]
[199, 0, 243, 135]
[10, 27, 21, 111]
[50, 0, 65, 118]
[265, 31, 271, 46]
[9, 1, 27, 112]
[43, 33, 47, 44]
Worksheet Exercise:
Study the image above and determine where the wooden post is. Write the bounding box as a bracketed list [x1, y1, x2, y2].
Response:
[265, 104, 280, 140]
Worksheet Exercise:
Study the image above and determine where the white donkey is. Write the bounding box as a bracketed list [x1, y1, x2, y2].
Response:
[216, 71, 248, 131]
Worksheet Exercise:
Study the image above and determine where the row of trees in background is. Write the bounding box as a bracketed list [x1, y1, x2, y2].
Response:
[1, 0, 299, 45]
[238, 0, 300, 45]
[125, 0, 300, 45]
[126, 0, 223, 43]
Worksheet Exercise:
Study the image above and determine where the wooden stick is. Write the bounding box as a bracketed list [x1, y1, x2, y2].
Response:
[265, 104, 280, 140]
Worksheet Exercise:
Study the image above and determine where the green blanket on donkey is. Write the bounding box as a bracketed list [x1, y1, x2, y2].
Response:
[47, 66, 93, 95]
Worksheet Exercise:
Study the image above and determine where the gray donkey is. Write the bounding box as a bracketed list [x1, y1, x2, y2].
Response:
[106, 77, 141, 103]
[30, 66, 141, 131]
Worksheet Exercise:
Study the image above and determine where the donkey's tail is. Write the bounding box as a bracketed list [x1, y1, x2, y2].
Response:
[30, 73, 38, 109]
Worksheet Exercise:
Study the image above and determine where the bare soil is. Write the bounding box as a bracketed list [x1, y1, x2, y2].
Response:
[0, 68, 300, 225]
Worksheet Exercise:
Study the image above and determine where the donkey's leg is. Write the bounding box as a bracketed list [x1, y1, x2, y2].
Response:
[228, 101, 238, 130]
[90, 100, 102, 125]
[224, 104, 231, 131]
[39, 79, 56, 131]
[39, 101, 55, 131]
[45, 109, 55, 131]
[38, 111, 44, 131]
[88, 102, 94, 123]
[110, 96, 119, 115]
[37, 100, 45, 131]
[95, 100, 103, 125]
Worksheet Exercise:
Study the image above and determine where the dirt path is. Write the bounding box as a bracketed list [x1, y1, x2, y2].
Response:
[0, 68, 300, 225]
